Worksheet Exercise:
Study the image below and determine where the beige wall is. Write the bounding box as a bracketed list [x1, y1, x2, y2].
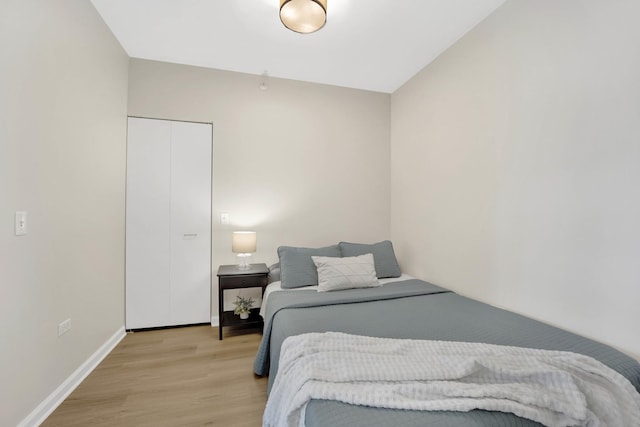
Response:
[391, 0, 640, 359]
[0, 1, 129, 425]
[128, 59, 391, 314]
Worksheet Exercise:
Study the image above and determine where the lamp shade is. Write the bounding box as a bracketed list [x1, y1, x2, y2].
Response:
[280, 0, 327, 34]
[232, 231, 257, 254]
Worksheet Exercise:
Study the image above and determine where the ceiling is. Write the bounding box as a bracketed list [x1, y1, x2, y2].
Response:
[91, 0, 506, 93]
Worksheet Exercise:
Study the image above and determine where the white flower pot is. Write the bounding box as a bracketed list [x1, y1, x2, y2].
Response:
[239, 312, 249, 320]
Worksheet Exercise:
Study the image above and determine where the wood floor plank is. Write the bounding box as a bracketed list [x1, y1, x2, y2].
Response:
[42, 326, 268, 427]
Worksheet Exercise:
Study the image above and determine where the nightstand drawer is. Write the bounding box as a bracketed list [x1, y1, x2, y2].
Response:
[220, 275, 267, 289]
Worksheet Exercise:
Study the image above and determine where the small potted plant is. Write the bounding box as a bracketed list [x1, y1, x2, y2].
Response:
[233, 295, 255, 320]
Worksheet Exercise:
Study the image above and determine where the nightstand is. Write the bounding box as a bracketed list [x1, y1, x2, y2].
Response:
[216, 263, 269, 340]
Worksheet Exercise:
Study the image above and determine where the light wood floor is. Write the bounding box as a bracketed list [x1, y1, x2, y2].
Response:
[43, 325, 268, 427]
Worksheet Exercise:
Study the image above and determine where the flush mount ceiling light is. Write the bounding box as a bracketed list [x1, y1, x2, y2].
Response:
[280, 0, 327, 34]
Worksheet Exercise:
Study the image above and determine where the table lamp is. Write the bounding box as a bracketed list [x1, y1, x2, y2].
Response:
[232, 231, 256, 270]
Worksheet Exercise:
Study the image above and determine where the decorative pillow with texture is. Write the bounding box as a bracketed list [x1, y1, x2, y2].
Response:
[339, 240, 401, 278]
[278, 245, 342, 289]
[312, 253, 380, 292]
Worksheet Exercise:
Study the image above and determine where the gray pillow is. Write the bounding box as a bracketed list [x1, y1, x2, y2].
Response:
[278, 245, 342, 288]
[267, 263, 281, 284]
[338, 240, 401, 278]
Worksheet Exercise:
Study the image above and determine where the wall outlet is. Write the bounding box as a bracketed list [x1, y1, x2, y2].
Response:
[58, 318, 71, 337]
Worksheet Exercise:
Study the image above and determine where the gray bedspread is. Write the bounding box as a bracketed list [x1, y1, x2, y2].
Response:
[254, 279, 450, 377]
[254, 280, 640, 427]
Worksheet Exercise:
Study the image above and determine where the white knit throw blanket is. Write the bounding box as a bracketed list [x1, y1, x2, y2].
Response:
[263, 332, 640, 427]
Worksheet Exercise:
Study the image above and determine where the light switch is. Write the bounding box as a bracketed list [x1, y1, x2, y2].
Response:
[15, 211, 27, 236]
[220, 212, 230, 225]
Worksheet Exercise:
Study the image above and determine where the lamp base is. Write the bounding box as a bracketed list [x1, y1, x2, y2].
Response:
[237, 253, 252, 270]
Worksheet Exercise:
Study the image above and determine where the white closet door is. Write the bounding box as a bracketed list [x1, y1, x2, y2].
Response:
[126, 118, 172, 329]
[169, 121, 212, 325]
[126, 118, 212, 329]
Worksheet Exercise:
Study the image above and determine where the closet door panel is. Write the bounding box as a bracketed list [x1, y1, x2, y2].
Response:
[125, 118, 172, 329]
[169, 121, 212, 325]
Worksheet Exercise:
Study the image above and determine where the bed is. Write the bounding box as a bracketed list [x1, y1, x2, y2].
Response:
[254, 242, 640, 427]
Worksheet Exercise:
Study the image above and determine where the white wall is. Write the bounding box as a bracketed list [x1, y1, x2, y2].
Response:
[391, 0, 640, 359]
[0, 1, 129, 425]
[128, 59, 391, 313]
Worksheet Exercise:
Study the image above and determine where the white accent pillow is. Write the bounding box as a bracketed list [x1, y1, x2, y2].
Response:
[311, 254, 380, 292]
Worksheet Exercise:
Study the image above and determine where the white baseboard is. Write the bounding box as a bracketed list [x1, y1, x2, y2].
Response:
[18, 326, 126, 427]
[210, 315, 219, 327]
